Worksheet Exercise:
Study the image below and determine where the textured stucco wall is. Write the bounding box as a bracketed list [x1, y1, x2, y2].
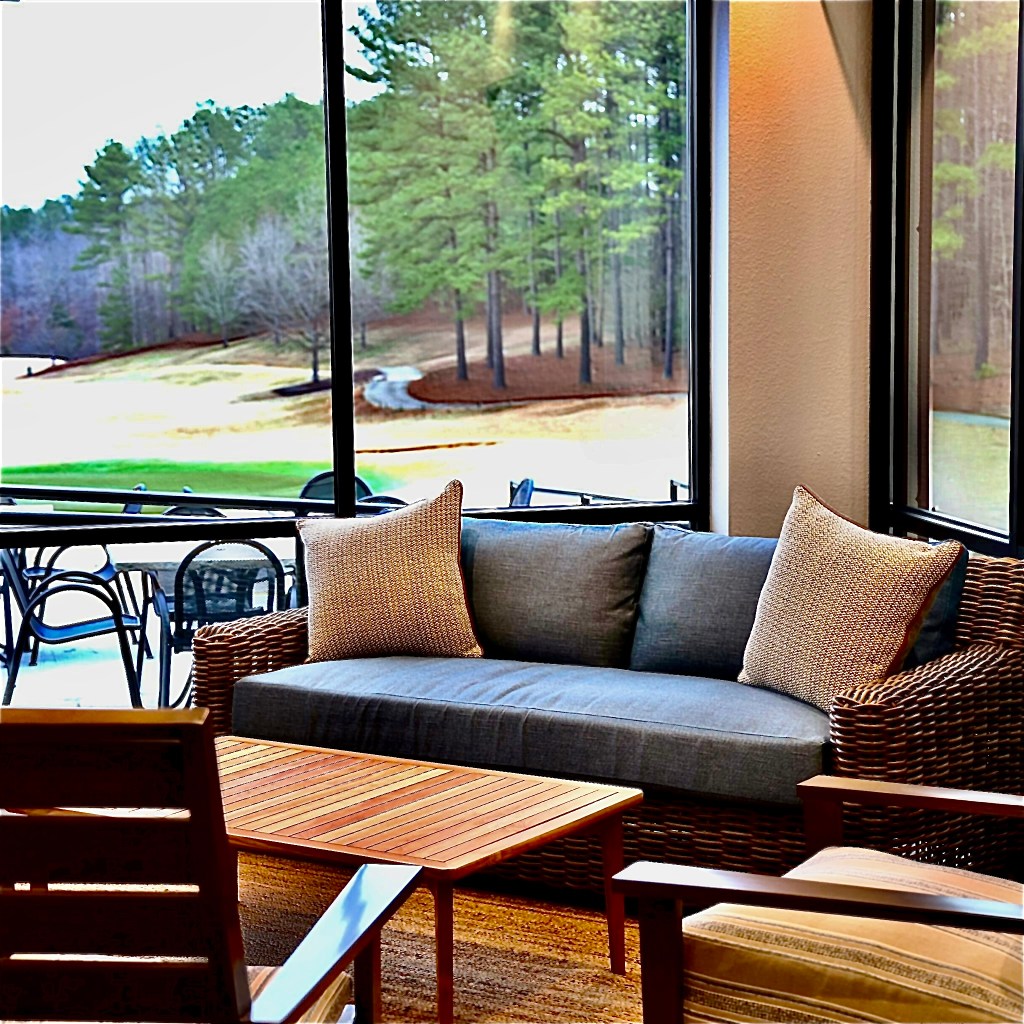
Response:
[713, 0, 872, 537]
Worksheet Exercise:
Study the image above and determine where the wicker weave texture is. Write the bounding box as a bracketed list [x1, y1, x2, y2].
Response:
[192, 549, 1024, 879]
[193, 608, 308, 737]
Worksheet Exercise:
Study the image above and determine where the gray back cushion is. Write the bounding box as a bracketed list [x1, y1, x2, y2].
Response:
[631, 527, 969, 681]
[630, 527, 777, 679]
[461, 518, 651, 667]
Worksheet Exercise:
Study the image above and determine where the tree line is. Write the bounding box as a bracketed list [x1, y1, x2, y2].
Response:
[930, 1, 1018, 376]
[346, 0, 690, 387]
[1, 95, 333, 379]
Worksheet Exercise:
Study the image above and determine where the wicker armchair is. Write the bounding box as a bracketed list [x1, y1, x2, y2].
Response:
[192, 555, 1024, 887]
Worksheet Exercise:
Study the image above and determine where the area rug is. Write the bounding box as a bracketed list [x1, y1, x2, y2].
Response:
[239, 853, 644, 1023]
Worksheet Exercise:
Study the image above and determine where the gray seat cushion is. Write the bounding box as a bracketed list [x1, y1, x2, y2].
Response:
[630, 527, 777, 679]
[460, 519, 651, 668]
[233, 657, 830, 805]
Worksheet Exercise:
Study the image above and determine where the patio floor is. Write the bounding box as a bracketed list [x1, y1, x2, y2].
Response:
[2, 619, 193, 710]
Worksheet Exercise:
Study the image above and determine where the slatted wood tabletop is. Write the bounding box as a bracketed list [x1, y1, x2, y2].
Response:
[217, 734, 642, 1024]
[217, 735, 642, 877]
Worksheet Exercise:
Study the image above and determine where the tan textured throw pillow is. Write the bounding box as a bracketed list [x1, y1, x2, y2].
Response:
[739, 486, 963, 711]
[298, 479, 482, 663]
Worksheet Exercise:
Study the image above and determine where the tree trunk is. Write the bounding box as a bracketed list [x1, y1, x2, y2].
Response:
[663, 190, 676, 380]
[528, 203, 541, 356]
[556, 319, 564, 359]
[612, 241, 625, 365]
[454, 288, 468, 381]
[578, 250, 592, 385]
[489, 268, 505, 388]
[972, 52, 990, 373]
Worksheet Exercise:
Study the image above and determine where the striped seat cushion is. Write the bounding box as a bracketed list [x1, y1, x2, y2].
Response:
[248, 964, 353, 1022]
[682, 846, 1023, 1023]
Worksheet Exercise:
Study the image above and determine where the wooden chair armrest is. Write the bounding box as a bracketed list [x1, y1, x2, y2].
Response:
[799, 775, 1024, 817]
[612, 861, 1024, 932]
[191, 608, 308, 735]
[250, 863, 421, 1024]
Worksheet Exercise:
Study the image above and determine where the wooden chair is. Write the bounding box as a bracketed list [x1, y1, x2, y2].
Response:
[0, 708, 420, 1023]
[615, 775, 1023, 1024]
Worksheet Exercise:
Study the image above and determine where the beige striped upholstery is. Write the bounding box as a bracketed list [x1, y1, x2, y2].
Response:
[740, 486, 963, 712]
[682, 846, 1023, 1023]
[247, 965, 353, 1022]
[299, 479, 481, 663]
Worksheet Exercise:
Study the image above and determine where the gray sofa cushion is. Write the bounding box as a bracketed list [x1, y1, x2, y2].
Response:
[630, 527, 777, 679]
[233, 657, 830, 806]
[630, 528, 967, 680]
[460, 519, 650, 668]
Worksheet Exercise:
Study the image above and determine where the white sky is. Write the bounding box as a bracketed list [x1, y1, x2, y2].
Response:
[0, 0, 339, 211]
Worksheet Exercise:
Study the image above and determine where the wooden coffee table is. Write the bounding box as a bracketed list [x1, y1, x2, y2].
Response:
[216, 735, 643, 1024]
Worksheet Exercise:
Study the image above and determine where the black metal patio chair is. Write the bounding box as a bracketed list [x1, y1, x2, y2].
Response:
[149, 539, 289, 708]
[0, 547, 149, 708]
[300, 471, 373, 503]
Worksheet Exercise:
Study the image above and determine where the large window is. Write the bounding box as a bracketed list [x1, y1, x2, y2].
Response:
[879, 0, 1022, 552]
[1, 1, 332, 504]
[2, 0, 709, 524]
[330, 0, 709, 518]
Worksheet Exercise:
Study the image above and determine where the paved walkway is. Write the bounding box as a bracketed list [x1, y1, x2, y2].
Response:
[363, 366, 434, 411]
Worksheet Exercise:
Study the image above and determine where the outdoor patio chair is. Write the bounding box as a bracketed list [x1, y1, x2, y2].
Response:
[509, 477, 535, 506]
[149, 539, 289, 708]
[300, 471, 373, 503]
[615, 775, 1024, 1023]
[22, 543, 147, 666]
[121, 482, 149, 514]
[0, 547, 149, 708]
[163, 505, 228, 517]
[0, 707, 421, 1023]
[359, 494, 408, 510]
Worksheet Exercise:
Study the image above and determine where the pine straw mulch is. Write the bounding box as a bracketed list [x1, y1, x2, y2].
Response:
[407, 344, 686, 405]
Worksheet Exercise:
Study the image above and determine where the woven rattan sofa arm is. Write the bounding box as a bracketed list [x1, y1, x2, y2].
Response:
[831, 642, 1024, 793]
[192, 608, 309, 735]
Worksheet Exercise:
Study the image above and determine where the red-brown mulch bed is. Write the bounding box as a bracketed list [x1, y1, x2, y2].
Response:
[407, 346, 686, 404]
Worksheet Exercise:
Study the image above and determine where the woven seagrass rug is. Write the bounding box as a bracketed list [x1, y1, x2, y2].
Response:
[240, 853, 644, 1023]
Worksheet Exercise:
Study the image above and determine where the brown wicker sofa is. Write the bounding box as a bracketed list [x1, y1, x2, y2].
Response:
[193, 524, 1024, 890]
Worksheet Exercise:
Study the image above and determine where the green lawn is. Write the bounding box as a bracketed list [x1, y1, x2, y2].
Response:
[932, 414, 1009, 533]
[1, 459, 396, 507]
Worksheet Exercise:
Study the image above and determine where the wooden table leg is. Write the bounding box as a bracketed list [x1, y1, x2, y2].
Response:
[429, 879, 456, 1024]
[354, 938, 382, 1024]
[600, 814, 627, 975]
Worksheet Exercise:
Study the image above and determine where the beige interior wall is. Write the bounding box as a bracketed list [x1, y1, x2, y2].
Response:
[712, 0, 873, 537]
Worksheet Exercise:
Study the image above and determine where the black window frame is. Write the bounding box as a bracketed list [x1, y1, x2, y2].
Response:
[0, 1, 712, 534]
[320, 0, 712, 529]
[872, 0, 1024, 556]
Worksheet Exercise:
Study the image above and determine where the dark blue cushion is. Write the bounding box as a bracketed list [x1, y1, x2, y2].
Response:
[460, 518, 650, 668]
[903, 546, 969, 669]
[630, 527, 777, 679]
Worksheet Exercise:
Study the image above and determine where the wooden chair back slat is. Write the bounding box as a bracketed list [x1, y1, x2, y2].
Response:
[0, 890, 207, 956]
[0, 709, 249, 1024]
[0, 814, 197, 885]
[0, 960, 226, 1023]
[1, 732, 187, 808]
